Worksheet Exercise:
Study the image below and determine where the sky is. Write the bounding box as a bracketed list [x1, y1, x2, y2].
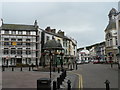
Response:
[0, 1, 119, 48]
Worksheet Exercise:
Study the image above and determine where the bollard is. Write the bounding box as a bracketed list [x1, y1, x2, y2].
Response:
[111, 63, 113, 68]
[53, 67, 55, 72]
[76, 64, 78, 70]
[104, 80, 110, 90]
[61, 72, 64, 81]
[70, 64, 72, 70]
[61, 68, 64, 72]
[29, 66, 31, 71]
[64, 70, 66, 77]
[73, 63, 75, 70]
[32, 65, 33, 70]
[67, 80, 71, 90]
[58, 68, 60, 73]
[12, 67, 14, 71]
[53, 81, 57, 90]
[60, 75, 62, 85]
[2, 67, 5, 71]
[57, 77, 60, 89]
[63, 71, 65, 79]
[62, 71, 65, 80]
[20, 67, 22, 71]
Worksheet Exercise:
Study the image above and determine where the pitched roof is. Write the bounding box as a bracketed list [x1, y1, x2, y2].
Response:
[1, 24, 37, 30]
[105, 21, 116, 31]
[43, 39, 64, 50]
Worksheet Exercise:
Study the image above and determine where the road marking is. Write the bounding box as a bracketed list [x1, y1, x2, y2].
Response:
[68, 72, 83, 90]
[74, 73, 83, 90]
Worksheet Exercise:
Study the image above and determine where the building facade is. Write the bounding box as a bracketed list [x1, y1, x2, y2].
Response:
[77, 41, 106, 62]
[105, 8, 118, 63]
[78, 47, 90, 63]
[116, 11, 120, 62]
[0, 20, 41, 66]
[40, 26, 77, 66]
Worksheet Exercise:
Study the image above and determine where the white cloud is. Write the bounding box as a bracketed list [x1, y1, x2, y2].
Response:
[1, 0, 119, 2]
[2, 2, 118, 48]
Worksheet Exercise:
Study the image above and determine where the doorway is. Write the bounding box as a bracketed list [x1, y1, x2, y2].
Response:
[16, 58, 22, 64]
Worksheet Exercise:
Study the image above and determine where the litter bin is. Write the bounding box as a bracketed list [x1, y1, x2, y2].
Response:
[37, 78, 51, 90]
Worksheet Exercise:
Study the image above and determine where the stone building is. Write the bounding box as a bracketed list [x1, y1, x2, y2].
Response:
[116, 10, 120, 63]
[41, 26, 77, 66]
[105, 8, 118, 63]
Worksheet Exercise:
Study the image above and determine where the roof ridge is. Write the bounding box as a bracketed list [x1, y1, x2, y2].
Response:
[3, 23, 34, 26]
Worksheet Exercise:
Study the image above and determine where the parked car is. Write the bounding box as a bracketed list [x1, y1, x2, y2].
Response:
[99, 60, 106, 64]
[93, 60, 100, 64]
[84, 60, 89, 64]
[77, 60, 83, 64]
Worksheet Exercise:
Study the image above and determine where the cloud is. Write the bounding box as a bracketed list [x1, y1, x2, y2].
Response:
[2, 2, 118, 48]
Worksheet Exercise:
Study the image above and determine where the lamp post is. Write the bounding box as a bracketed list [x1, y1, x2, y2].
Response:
[49, 51, 52, 80]
[42, 39, 64, 81]
[118, 46, 120, 69]
[60, 50, 64, 69]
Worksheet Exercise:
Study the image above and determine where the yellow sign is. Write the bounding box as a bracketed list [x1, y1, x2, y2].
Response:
[12, 42, 17, 45]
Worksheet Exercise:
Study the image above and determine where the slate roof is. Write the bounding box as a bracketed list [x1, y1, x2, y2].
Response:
[105, 21, 116, 31]
[43, 39, 64, 50]
[1, 24, 37, 30]
[108, 8, 118, 16]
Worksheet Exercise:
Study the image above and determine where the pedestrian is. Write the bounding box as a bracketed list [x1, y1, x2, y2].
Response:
[110, 62, 113, 68]
[31, 63, 34, 70]
[118, 61, 120, 69]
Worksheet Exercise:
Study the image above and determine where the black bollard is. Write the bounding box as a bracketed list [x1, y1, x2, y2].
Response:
[2, 67, 5, 71]
[58, 68, 60, 73]
[60, 75, 62, 85]
[63, 71, 66, 79]
[67, 80, 71, 90]
[53, 67, 55, 72]
[65, 70, 66, 77]
[57, 77, 60, 89]
[12, 67, 14, 71]
[76, 64, 78, 70]
[53, 81, 57, 90]
[20, 67, 22, 71]
[70, 64, 72, 70]
[63, 71, 65, 79]
[111, 63, 113, 68]
[73, 63, 75, 70]
[61, 72, 64, 81]
[118, 63, 120, 69]
[104, 80, 110, 90]
[29, 66, 31, 71]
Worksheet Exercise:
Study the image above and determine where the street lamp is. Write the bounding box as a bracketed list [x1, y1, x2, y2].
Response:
[118, 46, 120, 69]
[49, 51, 52, 79]
[42, 39, 64, 80]
[60, 49, 64, 69]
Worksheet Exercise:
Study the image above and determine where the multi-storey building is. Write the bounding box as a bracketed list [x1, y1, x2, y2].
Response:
[95, 42, 106, 61]
[116, 10, 120, 62]
[105, 8, 118, 63]
[89, 46, 96, 60]
[77, 41, 106, 62]
[41, 26, 77, 66]
[78, 47, 90, 63]
[0, 20, 41, 66]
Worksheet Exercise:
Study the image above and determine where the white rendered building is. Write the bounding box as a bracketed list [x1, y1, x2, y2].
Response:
[78, 47, 90, 63]
[0, 20, 41, 66]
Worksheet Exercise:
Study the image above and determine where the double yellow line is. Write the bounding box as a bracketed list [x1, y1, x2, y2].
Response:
[69, 72, 83, 89]
[75, 73, 83, 89]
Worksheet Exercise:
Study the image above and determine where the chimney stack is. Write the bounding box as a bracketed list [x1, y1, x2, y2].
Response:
[0, 18, 3, 26]
[34, 20, 38, 28]
[57, 30, 64, 36]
